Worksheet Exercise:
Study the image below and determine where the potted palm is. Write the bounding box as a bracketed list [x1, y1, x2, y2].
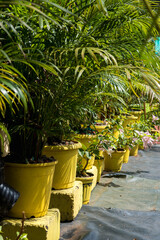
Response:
[1, 1, 74, 218]
[3, 84, 59, 218]
[119, 128, 132, 164]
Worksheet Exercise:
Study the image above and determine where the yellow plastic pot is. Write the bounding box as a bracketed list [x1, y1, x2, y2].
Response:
[74, 134, 97, 148]
[130, 145, 138, 156]
[103, 150, 126, 172]
[122, 115, 138, 128]
[4, 161, 57, 218]
[94, 158, 104, 182]
[76, 174, 94, 204]
[123, 146, 130, 163]
[42, 142, 82, 190]
[90, 124, 107, 133]
[130, 110, 143, 121]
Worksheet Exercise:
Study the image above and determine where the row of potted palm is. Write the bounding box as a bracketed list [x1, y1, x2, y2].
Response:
[1, 0, 160, 221]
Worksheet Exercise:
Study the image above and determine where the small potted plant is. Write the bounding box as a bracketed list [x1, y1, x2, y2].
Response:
[89, 131, 126, 172]
[129, 122, 155, 156]
[118, 128, 132, 164]
[76, 146, 94, 204]
[102, 137, 126, 172]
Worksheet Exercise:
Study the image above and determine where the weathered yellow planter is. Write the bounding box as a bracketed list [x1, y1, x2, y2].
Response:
[130, 145, 139, 156]
[122, 115, 138, 128]
[130, 110, 143, 121]
[74, 134, 97, 148]
[4, 161, 57, 218]
[76, 174, 94, 204]
[103, 150, 126, 172]
[123, 146, 130, 163]
[94, 159, 104, 182]
[42, 142, 82, 190]
[91, 124, 107, 133]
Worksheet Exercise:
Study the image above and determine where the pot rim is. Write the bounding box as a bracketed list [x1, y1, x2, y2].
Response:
[126, 115, 138, 120]
[5, 160, 58, 168]
[75, 134, 97, 139]
[76, 172, 94, 181]
[104, 149, 126, 154]
[43, 141, 82, 151]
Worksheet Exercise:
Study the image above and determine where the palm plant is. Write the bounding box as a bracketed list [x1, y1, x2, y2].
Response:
[2, 0, 160, 164]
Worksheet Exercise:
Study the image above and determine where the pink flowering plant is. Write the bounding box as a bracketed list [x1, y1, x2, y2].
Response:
[152, 115, 159, 123]
[141, 131, 155, 149]
[151, 115, 160, 130]
[146, 114, 160, 130]
[129, 122, 155, 149]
